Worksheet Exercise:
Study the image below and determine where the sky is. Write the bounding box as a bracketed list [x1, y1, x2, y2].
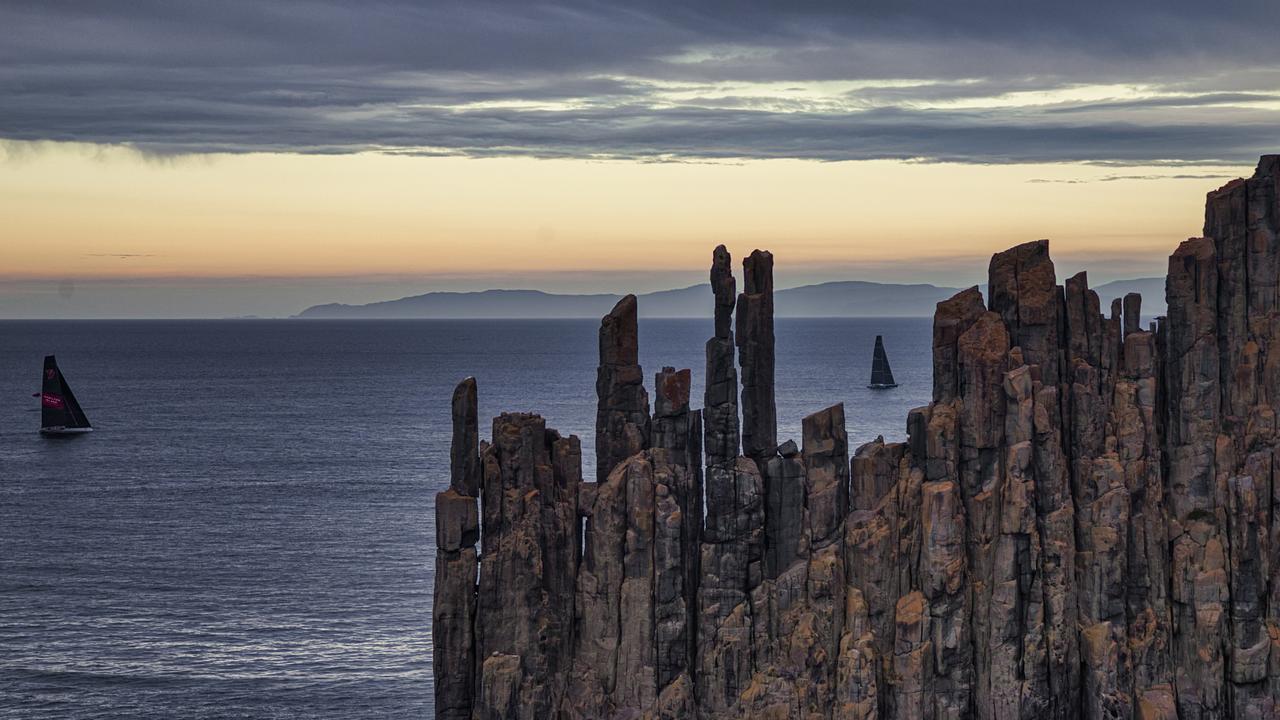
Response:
[1, 1, 1277, 318]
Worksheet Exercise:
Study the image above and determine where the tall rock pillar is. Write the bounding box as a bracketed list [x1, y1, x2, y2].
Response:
[737, 249, 778, 466]
[596, 294, 651, 481]
[433, 378, 481, 720]
[705, 245, 739, 467]
[653, 366, 703, 688]
[697, 246, 766, 718]
[800, 404, 850, 715]
[1164, 236, 1227, 720]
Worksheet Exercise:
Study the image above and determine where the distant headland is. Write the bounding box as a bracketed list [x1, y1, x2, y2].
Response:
[297, 277, 1162, 320]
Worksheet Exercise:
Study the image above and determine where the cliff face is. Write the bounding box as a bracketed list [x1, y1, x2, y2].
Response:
[433, 156, 1280, 720]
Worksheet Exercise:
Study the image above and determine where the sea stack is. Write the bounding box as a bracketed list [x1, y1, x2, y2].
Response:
[432, 378, 480, 720]
[432, 155, 1280, 719]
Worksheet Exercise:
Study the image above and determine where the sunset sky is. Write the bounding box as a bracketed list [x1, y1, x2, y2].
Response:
[2, 1, 1277, 317]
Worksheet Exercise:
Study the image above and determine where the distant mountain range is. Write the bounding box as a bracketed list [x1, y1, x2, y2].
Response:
[296, 277, 1167, 319]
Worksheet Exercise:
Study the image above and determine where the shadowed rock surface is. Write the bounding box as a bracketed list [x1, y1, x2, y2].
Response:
[433, 156, 1280, 719]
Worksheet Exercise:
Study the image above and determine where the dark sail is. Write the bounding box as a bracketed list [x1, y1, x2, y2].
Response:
[867, 335, 897, 388]
[41, 355, 92, 431]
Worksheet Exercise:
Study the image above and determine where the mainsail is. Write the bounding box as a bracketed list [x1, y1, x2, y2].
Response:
[867, 335, 897, 388]
[41, 355, 92, 432]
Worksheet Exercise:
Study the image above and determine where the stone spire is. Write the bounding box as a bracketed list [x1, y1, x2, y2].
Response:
[432, 377, 480, 720]
[736, 249, 777, 466]
[1123, 292, 1142, 337]
[704, 245, 739, 467]
[595, 294, 651, 481]
[449, 376, 480, 495]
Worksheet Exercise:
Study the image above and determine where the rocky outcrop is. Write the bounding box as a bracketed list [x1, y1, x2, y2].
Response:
[433, 156, 1280, 720]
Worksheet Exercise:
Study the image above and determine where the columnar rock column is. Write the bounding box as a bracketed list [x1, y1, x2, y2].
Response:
[654, 366, 695, 468]
[1123, 292, 1142, 337]
[596, 294, 651, 481]
[750, 439, 805, 690]
[799, 404, 849, 715]
[729, 248, 794, 717]
[696, 455, 764, 718]
[433, 378, 481, 720]
[1065, 271, 1133, 719]
[996, 243, 1081, 719]
[737, 249, 778, 467]
[705, 245, 739, 468]
[1208, 157, 1279, 720]
[1164, 235, 1227, 719]
[1164, 155, 1280, 719]
[1102, 297, 1123, 397]
[845, 436, 905, 719]
[570, 444, 700, 719]
[474, 413, 580, 720]
[576, 452, 659, 713]
[987, 239, 1062, 384]
[696, 245, 768, 718]
[653, 365, 703, 690]
[1113, 323, 1175, 716]
[735, 406, 849, 719]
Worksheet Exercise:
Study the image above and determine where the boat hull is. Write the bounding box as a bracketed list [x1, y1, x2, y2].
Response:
[39, 426, 94, 436]
[866, 383, 898, 390]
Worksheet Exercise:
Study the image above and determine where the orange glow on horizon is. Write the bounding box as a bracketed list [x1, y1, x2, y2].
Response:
[0, 141, 1239, 283]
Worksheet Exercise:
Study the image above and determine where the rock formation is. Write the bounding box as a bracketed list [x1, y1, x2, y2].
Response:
[433, 156, 1280, 719]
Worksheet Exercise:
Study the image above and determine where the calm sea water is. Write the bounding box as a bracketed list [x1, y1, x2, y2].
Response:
[0, 318, 932, 718]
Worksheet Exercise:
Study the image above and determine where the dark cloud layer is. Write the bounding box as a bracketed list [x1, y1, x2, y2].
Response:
[2, 1, 1278, 163]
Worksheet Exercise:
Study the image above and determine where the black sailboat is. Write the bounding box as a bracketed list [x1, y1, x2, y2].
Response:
[867, 335, 898, 389]
[40, 355, 93, 435]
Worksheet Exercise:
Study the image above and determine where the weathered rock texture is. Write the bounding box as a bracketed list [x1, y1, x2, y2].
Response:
[434, 157, 1280, 719]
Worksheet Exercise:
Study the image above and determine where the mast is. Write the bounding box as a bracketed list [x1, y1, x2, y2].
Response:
[868, 335, 897, 388]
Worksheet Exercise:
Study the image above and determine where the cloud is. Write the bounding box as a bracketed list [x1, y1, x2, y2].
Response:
[1, 1, 1278, 163]
[1028, 173, 1237, 184]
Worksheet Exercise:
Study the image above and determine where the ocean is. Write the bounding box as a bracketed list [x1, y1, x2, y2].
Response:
[0, 318, 932, 718]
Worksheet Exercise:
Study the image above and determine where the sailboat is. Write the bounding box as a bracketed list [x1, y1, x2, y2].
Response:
[867, 335, 898, 389]
[40, 355, 93, 436]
